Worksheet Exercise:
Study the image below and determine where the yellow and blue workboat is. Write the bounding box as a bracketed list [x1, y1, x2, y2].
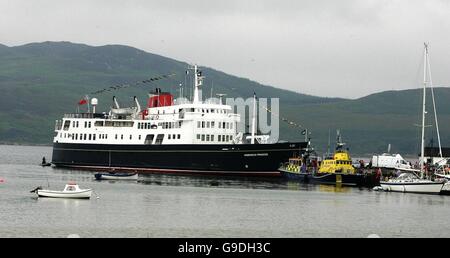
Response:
[311, 132, 363, 186]
[278, 157, 310, 182]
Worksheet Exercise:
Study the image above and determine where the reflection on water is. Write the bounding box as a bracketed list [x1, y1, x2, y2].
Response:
[2, 145, 450, 238]
[317, 184, 351, 193]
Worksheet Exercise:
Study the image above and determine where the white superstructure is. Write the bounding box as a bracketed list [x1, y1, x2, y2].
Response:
[53, 65, 266, 146]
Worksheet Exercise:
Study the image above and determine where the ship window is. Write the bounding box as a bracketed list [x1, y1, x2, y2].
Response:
[168, 134, 171, 139]
[219, 122, 221, 129]
[197, 134, 200, 140]
[155, 134, 164, 145]
[93, 134, 96, 141]
[105, 134, 108, 139]
[206, 135, 210, 141]
[88, 122, 91, 128]
[145, 134, 155, 144]
[226, 123, 229, 129]
[226, 135, 229, 142]
[179, 121, 182, 127]
[222, 122, 226, 128]
[173, 134, 176, 139]
[218, 135, 221, 142]
[84, 134, 87, 140]
[115, 134, 118, 140]
[177, 134, 180, 139]
[211, 109, 215, 113]
[63, 120, 71, 131]
[130, 135, 132, 140]
[89, 134, 92, 140]
[207, 122, 210, 128]
[201, 134, 205, 141]
[202, 121, 205, 128]
[211, 122, 215, 128]
[138, 123, 141, 129]
[230, 123, 233, 129]
[139, 135, 141, 140]
[121, 134, 123, 140]
[211, 135, 214, 141]
[197, 121, 200, 128]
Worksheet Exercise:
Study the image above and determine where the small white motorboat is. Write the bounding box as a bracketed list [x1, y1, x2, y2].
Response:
[31, 182, 92, 199]
[380, 173, 444, 194]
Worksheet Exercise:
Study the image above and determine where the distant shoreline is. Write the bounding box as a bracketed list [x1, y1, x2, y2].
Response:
[0, 142, 52, 147]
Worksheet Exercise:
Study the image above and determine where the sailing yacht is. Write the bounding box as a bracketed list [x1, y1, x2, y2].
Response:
[380, 43, 444, 194]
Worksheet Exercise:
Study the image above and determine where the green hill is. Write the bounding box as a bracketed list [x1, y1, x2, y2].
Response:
[0, 41, 448, 155]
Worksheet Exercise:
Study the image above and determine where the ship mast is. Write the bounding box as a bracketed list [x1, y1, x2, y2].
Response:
[193, 65, 203, 104]
[251, 92, 257, 144]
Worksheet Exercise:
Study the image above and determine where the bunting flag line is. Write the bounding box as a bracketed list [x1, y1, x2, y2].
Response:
[263, 106, 306, 133]
[89, 73, 176, 95]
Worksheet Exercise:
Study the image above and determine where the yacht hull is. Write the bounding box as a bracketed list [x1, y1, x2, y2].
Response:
[52, 142, 307, 176]
[380, 182, 444, 194]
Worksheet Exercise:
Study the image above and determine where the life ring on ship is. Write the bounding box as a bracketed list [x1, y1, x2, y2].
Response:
[155, 115, 159, 120]
[141, 109, 148, 119]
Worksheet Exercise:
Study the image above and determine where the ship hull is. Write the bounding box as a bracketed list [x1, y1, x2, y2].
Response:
[309, 173, 364, 186]
[51, 142, 306, 176]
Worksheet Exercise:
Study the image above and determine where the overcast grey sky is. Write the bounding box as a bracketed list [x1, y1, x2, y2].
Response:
[1, 0, 450, 98]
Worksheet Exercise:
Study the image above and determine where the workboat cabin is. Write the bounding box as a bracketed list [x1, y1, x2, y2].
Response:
[51, 65, 306, 176]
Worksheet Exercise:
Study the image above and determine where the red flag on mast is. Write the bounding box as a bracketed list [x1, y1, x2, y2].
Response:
[78, 98, 88, 105]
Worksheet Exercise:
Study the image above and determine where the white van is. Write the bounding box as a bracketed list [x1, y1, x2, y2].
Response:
[371, 153, 412, 169]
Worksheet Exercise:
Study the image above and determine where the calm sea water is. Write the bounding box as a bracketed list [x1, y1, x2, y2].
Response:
[0, 144, 449, 238]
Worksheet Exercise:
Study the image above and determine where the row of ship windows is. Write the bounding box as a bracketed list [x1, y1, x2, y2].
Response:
[137, 122, 183, 129]
[196, 134, 233, 142]
[155, 108, 228, 114]
[58, 133, 182, 141]
[323, 160, 352, 165]
[197, 121, 233, 129]
[63, 120, 135, 130]
[194, 108, 228, 114]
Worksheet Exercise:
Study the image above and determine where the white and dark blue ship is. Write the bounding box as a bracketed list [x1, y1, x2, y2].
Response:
[51, 66, 306, 176]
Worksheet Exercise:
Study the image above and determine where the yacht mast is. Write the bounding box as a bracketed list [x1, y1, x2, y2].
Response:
[420, 43, 428, 177]
[427, 49, 443, 158]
